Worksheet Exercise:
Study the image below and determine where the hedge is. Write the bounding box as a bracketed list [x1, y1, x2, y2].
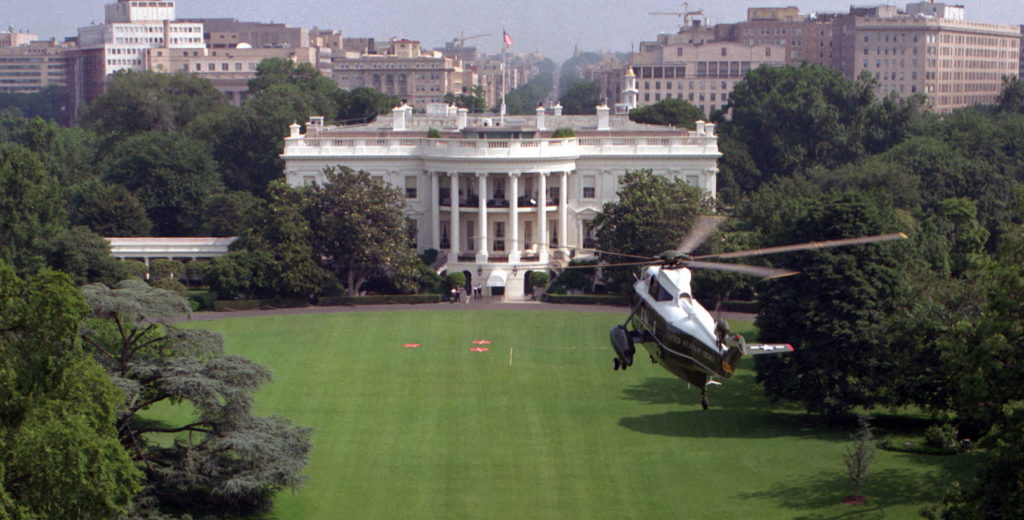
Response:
[213, 298, 310, 311]
[541, 293, 631, 306]
[316, 294, 442, 306]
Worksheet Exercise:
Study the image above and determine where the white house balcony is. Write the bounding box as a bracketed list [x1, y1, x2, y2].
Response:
[281, 135, 718, 159]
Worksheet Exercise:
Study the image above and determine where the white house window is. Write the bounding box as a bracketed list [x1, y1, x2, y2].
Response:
[405, 176, 418, 198]
[523, 221, 533, 249]
[549, 219, 559, 247]
[582, 175, 596, 199]
[493, 221, 505, 251]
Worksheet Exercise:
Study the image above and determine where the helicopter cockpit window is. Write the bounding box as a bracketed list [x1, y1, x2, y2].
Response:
[649, 278, 674, 302]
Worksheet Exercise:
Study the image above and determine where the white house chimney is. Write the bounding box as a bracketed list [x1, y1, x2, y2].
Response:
[695, 120, 706, 135]
[536, 104, 546, 130]
[392, 103, 408, 131]
[553, 103, 563, 116]
[289, 122, 301, 138]
[457, 108, 468, 130]
[704, 123, 715, 136]
[596, 103, 610, 131]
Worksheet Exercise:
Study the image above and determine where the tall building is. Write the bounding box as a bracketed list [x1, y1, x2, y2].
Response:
[0, 30, 38, 48]
[143, 45, 326, 105]
[629, 30, 786, 115]
[69, 0, 205, 113]
[280, 105, 720, 300]
[832, 2, 1021, 112]
[0, 38, 70, 94]
[330, 39, 468, 106]
[714, 7, 836, 67]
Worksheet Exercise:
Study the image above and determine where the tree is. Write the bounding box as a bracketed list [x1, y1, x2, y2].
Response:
[69, 180, 153, 237]
[843, 414, 876, 503]
[444, 85, 487, 113]
[307, 167, 419, 295]
[45, 226, 129, 286]
[224, 180, 332, 299]
[80, 280, 312, 516]
[101, 131, 222, 236]
[337, 86, 398, 124]
[504, 73, 554, 115]
[558, 80, 602, 115]
[722, 64, 886, 190]
[996, 75, 1024, 114]
[80, 71, 230, 149]
[0, 143, 67, 274]
[594, 169, 712, 258]
[753, 193, 910, 416]
[628, 98, 705, 129]
[593, 170, 712, 294]
[0, 263, 141, 519]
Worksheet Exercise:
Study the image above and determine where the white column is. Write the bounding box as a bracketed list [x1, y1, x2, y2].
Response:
[509, 172, 520, 263]
[537, 172, 548, 259]
[430, 172, 440, 250]
[559, 171, 568, 253]
[448, 173, 460, 264]
[476, 173, 488, 262]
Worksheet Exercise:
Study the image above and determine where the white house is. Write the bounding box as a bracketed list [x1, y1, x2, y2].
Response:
[281, 103, 720, 300]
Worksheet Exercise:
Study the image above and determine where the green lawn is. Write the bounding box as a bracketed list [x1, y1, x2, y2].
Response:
[176, 309, 975, 519]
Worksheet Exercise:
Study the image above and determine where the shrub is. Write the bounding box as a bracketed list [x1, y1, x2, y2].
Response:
[427, 127, 441, 138]
[551, 127, 575, 138]
[151, 277, 189, 296]
[924, 423, 958, 449]
[150, 259, 185, 281]
[120, 259, 148, 280]
[445, 272, 466, 291]
[528, 270, 549, 289]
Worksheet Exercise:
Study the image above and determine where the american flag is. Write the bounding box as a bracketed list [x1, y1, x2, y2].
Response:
[503, 31, 513, 49]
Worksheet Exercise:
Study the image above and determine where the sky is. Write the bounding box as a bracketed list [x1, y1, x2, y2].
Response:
[3, 0, 1023, 63]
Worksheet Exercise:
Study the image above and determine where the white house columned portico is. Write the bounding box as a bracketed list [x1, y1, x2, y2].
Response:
[281, 103, 721, 300]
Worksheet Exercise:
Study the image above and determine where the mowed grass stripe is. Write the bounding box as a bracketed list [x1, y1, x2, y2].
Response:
[179, 309, 975, 520]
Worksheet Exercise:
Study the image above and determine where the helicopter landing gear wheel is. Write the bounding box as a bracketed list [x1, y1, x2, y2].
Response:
[701, 394, 709, 410]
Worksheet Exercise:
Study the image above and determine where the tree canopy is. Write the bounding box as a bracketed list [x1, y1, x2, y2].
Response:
[628, 98, 704, 129]
[307, 167, 419, 296]
[0, 262, 140, 520]
[80, 280, 312, 516]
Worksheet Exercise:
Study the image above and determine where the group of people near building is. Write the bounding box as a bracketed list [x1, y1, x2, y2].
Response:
[449, 284, 484, 303]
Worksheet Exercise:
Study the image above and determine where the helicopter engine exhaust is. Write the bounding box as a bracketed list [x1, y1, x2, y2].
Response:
[610, 325, 636, 371]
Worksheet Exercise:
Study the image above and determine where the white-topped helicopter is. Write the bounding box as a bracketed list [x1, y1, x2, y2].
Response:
[593, 216, 907, 409]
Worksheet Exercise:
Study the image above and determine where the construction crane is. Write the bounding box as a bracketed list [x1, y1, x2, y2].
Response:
[452, 32, 490, 51]
[649, 2, 705, 26]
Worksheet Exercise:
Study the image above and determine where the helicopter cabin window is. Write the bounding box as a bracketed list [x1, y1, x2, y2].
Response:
[648, 278, 674, 302]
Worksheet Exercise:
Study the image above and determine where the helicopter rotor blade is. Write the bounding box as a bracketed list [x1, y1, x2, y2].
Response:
[559, 260, 656, 269]
[589, 248, 652, 260]
[677, 215, 728, 255]
[693, 233, 908, 261]
[685, 261, 799, 279]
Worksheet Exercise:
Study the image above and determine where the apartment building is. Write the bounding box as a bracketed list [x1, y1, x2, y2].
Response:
[629, 34, 786, 115]
[714, 7, 836, 67]
[0, 37, 70, 94]
[330, 39, 467, 106]
[143, 45, 326, 104]
[833, 3, 1020, 112]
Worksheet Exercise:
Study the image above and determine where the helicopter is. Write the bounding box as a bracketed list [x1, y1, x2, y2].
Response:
[590, 216, 907, 410]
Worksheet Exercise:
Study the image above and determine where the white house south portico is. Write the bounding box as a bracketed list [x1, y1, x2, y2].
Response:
[281, 104, 720, 300]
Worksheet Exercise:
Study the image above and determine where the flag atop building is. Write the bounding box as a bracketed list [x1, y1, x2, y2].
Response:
[502, 30, 513, 49]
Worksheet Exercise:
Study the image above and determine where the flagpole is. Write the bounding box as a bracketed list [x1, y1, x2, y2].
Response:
[500, 24, 507, 125]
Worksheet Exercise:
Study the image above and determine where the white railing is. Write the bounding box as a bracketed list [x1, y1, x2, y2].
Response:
[282, 135, 718, 158]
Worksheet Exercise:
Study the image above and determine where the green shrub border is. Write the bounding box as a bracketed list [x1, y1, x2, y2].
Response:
[542, 293, 631, 306]
[316, 294, 442, 306]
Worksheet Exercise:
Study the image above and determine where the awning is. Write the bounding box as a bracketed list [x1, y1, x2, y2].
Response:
[486, 269, 509, 287]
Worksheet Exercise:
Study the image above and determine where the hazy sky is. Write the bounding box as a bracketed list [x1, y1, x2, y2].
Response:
[3, 0, 1023, 63]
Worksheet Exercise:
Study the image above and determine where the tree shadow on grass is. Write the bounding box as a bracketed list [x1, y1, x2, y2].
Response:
[736, 467, 952, 520]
